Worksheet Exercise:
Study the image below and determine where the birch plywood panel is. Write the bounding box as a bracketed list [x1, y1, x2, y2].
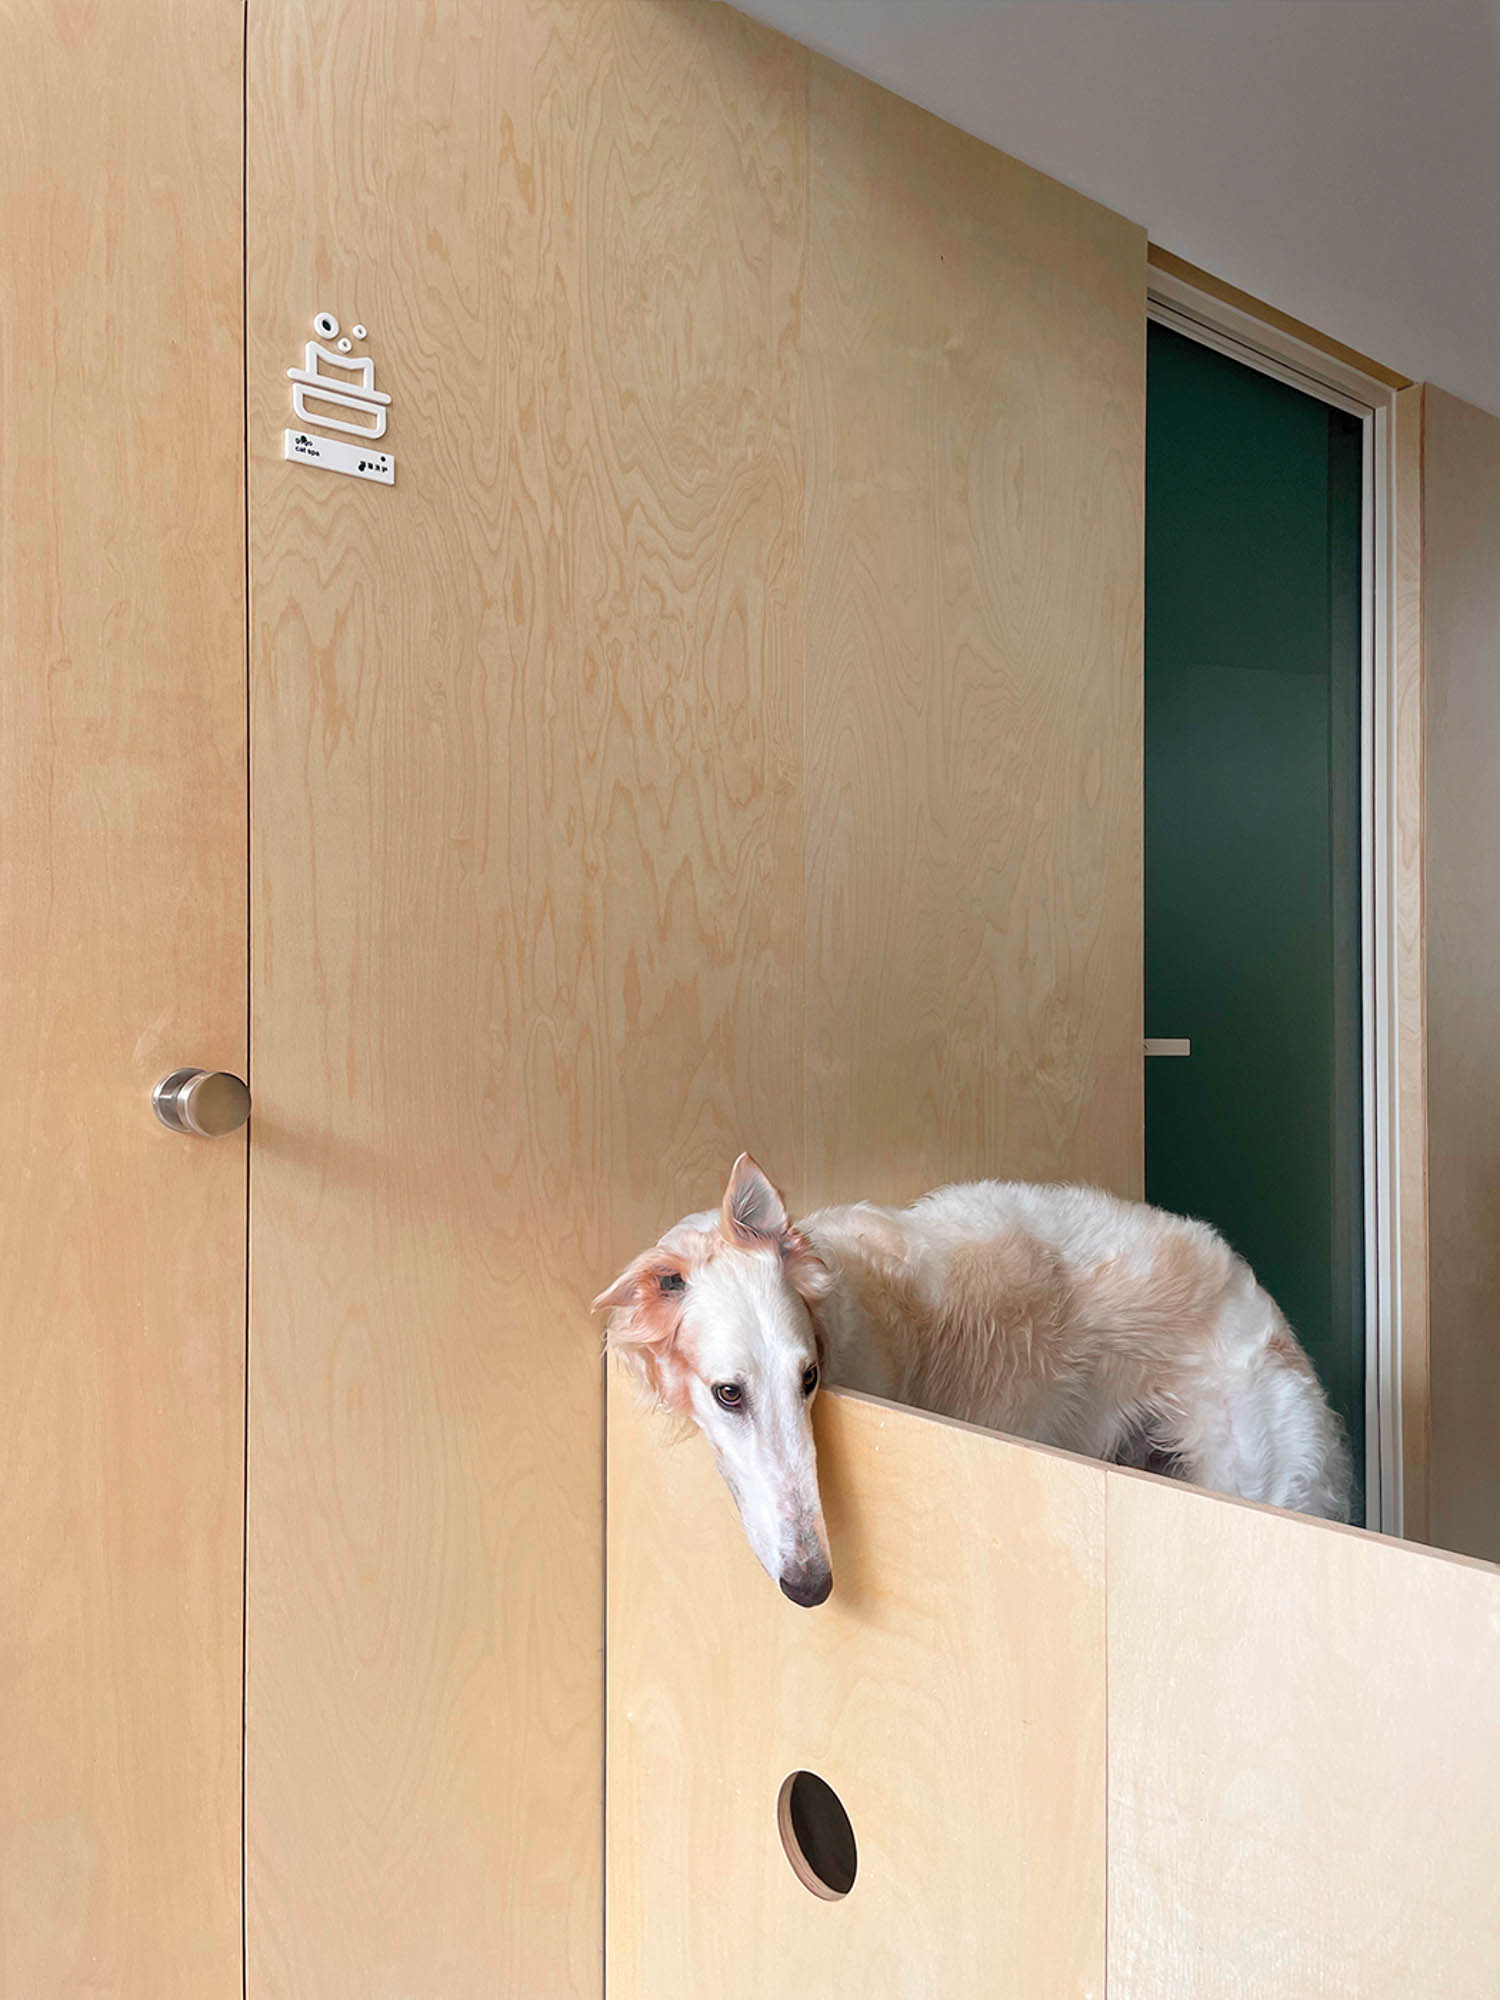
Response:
[1392, 383, 1428, 1543]
[607, 1386, 1106, 2000]
[1108, 1473, 1500, 1997]
[246, 2, 804, 1993]
[0, 4, 246, 1994]
[802, 59, 1147, 1209]
[1424, 385, 1500, 1564]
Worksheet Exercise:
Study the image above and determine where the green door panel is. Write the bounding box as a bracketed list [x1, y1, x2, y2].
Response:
[1145, 321, 1365, 1507]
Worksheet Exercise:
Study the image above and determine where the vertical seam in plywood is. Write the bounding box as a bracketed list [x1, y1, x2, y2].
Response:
[1103, 1472, 1111, 2000]
[800, 47, 812, 1212]
[239, 5, 251, 1994]
[600, 1352, 604, 1992]
[1415, 383, 1430, 1532]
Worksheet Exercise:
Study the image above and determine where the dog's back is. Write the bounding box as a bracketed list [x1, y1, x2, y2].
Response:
[804, 1180, 1352, 1521]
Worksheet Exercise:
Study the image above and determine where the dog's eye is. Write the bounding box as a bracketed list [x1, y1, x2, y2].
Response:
[802, 1364, 819, 1397]
[712, 1382, 744, 1411]
[658, 1272, 685, 1294]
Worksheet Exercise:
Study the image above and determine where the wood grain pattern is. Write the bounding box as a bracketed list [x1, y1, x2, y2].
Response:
[0, 4, 246, 1993]
[1393, 382, 1429, 1543]
[248, 6, 1149, 1988]
[1423, 385, 1500, 1563]
[1108, 1470, 1500, 1996]
[245, 3, 805, 1992]
[607, 1384, 1106, 1999]
[803, 59, 1147, 1207]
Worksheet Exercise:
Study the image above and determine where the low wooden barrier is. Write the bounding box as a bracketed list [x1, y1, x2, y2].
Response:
[608, 1385, 1500, 1997]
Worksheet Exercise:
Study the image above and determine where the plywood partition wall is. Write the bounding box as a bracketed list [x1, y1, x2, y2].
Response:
[1424, 384, 1500, 1564]
[0, 4, 247, 1993]
[612, 1394, 1500, 1999]
[804, 59, 1146, 1204]
[608, 1392, 1107, 1997]
[1393, 381, 1429, 1544]
[1109, 1475, 1500, 1997]
[246, 1, 1143, 1991]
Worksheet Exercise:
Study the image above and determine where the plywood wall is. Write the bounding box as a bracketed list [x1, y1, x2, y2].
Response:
[0, 2, 247, 1992]
[246, 2, 1143, 1992]
[611, 1389, 1500, 1999]
[608, 1392, 1107, 1998]
[1109, 1471, 1500, 1998]
[1424, 384, 1500, 1563]
[1393, 381, 1429, 1543]
[246, 5, 808, 1995]
[803, 58, 1146, 1203]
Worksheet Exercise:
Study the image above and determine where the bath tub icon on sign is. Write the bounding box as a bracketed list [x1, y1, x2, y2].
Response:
[283, 313, 395, 485]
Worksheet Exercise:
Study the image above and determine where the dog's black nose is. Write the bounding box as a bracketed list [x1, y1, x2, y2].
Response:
[779, 1566, 833, 1608]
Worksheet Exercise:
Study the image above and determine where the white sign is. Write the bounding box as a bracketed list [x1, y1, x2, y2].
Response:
[285, 312, 395, 483]
[284, 429, 393, 484]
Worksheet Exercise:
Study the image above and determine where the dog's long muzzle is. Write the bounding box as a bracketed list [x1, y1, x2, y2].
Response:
[779, 1557, 833, 1608]
[778, 1516, 833, 1608]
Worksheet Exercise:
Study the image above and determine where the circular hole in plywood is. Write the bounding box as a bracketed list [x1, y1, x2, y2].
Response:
[777, 1770, 857, 1900]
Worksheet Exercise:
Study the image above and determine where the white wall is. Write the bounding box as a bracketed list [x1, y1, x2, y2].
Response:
[733, 0, 1500, 419]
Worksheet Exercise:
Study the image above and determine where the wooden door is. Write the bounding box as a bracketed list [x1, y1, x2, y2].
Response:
[0, 3, 248, 1994]
[242, 2, 807, 1989]
[243, 2, 1141, 1988]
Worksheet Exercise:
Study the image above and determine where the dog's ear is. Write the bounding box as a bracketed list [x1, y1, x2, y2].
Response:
[592, 1250, 686, 1346]
[722, 1153, 791, 1245]
[721, 1153, 833, 1302]
[594, 1248, 693, 1416]
[591, 1252, 653, 1317]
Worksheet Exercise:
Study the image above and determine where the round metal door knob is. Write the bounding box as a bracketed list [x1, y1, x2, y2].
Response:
[152, 1068, 251, 1138]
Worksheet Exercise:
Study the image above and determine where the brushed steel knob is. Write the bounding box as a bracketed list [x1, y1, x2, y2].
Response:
[152, 1068, 251, 1138]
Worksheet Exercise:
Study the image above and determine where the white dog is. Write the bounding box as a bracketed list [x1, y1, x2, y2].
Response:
[596, 1155, 1353, 1605]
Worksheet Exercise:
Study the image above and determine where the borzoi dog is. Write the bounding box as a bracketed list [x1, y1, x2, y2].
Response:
[596, 1155, 1353, 1605]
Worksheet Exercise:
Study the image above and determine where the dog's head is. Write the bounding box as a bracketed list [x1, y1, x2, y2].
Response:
[594, 1154, 835, 1607]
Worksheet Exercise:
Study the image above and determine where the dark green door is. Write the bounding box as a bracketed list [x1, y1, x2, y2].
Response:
[1145, 321, 1365, 1510]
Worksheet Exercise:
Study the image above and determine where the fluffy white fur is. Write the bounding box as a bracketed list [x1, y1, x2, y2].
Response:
[596, 1155, 1353, 1605]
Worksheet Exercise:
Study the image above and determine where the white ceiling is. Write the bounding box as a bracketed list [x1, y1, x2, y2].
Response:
[732, 0, 1500, 418]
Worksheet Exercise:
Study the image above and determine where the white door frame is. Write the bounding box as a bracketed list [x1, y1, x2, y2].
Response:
[1146, 266, 1411, 1537]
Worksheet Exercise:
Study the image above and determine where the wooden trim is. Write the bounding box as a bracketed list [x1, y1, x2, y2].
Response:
[1147, 245, 1410, 392]
[1422, 387, 1500, 1562]
[1387, 383, 1427, 1543]
[1393, 383, 1428, 1541]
